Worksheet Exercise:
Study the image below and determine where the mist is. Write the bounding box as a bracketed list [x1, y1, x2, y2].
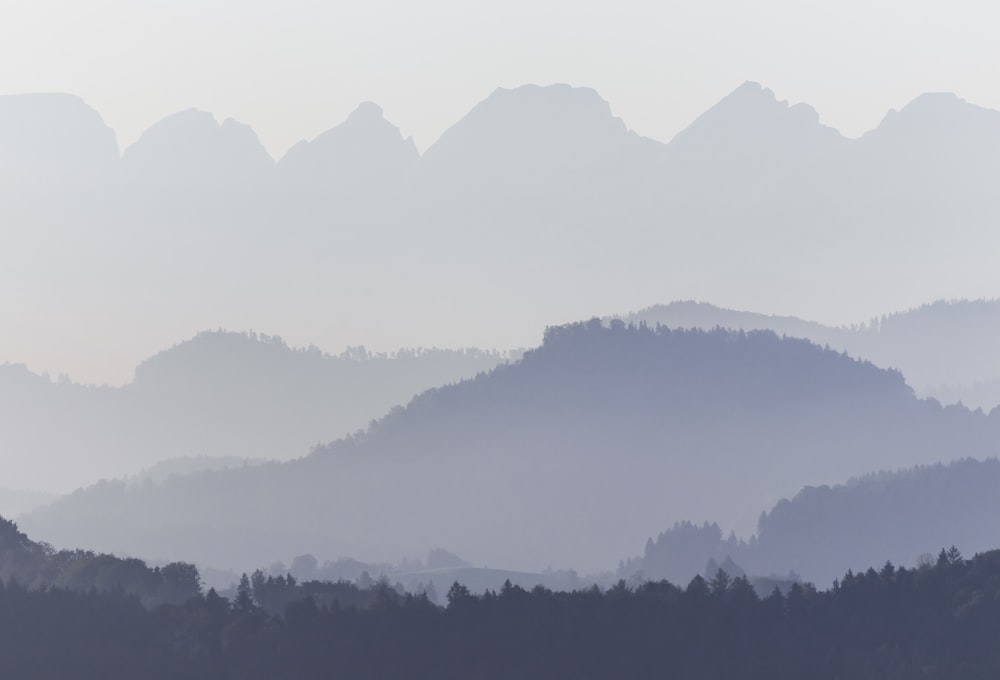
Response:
[3, 83, 1000, 386]
[5, 79, 1000, 576]
[4, 3, 1000, 674]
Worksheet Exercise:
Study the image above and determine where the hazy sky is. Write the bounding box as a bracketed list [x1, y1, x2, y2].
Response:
[2, 0, 999, 385]
[2, 0, 998, 157]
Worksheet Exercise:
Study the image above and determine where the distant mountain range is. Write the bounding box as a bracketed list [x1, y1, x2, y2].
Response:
[0, 331, 510, 498]
[5, 297, 998, 508]
[3, 82, 1000, 384]
[6, 82, 1000, 586]
[21, 322, 1000, 574]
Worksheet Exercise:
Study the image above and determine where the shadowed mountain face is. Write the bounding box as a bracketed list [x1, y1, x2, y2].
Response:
[5, 81, 1000, 385]
[20, 323, 1000, 574]
[616, 299, 1000, 410]
[0, 331, 510, 494]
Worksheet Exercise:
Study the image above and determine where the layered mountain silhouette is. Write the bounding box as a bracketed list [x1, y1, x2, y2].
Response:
[612, 301, 839, 345]
[5, 81, 1000, 384]
[752, 458, 1000, 584]
[20, 322, 1000, 574]
[616, 299, 1000, 409]
[624, 457, 1000, 587]
[0, 331, 509, 497]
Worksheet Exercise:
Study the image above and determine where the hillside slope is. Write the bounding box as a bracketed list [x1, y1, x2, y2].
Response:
[0, 331, 509, 495]
[616, 299, 1000, 409]
[22, 322, 999, 573]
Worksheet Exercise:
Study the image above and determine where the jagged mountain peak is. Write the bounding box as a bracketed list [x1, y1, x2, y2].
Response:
[121, 108, 274, 184]
[277, 101, 418, 181]
[423, 83, 643, 161]
[347, 100, 386, 122]
[870, 91, 1000, 138]
[669, 80, 842, 149]
[124, 108, 272, 158]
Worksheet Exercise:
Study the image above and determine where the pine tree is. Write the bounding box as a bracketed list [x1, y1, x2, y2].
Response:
[233, 573, 256, 614]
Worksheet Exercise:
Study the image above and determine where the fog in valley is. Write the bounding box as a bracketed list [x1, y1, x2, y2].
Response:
[4, 2, 1000, 674]
[4, 82, 1000, 387]
[16, 322, 1000, 582]
[0, 330, 511, 498]
[5, 83, 1000, 586]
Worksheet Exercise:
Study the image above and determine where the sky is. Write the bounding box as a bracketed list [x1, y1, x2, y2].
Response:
[2, 0, 999, 385]
[2, 0, 998, 158]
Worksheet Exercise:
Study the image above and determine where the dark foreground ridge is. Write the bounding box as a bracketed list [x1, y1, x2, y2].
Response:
[0, 530, 997, 679]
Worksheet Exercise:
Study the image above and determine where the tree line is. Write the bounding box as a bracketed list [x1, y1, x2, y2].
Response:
[2, 536, 1000, 678]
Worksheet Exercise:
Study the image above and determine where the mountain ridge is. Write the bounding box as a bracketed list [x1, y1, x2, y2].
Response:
[0, 329, 511, 496]
[624, 457, 1000, 587]
[10, 81, 993, 157]
[4, 81, 1000, 388]
[21, 322, 1000, 573]
[614, 299, 1000, 409]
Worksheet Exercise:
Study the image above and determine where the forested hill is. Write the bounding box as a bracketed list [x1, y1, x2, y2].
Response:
[616, 299, 1000, 409]
[612, 301, 837, 343]
[753, 458, 1000, 584]
[22, 322, 1000, 574]
[0, 516, 199, 606]
[0, 331, 509, 498]
[625, 458, 1000, 587]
